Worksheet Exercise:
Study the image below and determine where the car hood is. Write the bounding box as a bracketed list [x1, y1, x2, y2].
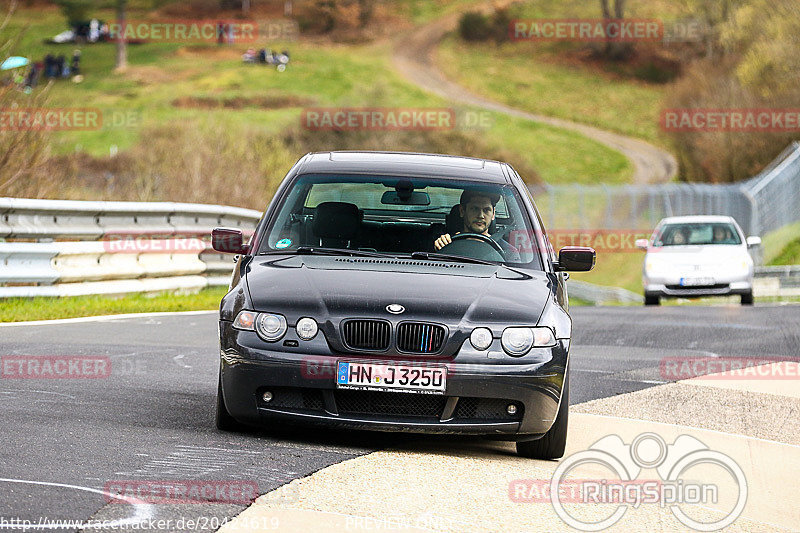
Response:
[244, 255, 552, 328]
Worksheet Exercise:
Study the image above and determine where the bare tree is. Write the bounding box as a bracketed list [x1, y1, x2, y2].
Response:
[599, 0, 629, 59]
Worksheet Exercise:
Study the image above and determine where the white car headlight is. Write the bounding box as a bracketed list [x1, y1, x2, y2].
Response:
[232, 310, 256, 330]
[502, 327, 556, 356]
[255, 313, 287, 342]
[296, 317, 318, 340]
[470, 328, 493, 351]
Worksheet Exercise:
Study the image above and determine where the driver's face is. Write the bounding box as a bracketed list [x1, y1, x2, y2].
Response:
[460, 197, 495, 235]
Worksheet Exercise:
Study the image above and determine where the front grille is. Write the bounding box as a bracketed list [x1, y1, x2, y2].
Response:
[454, 397, 523, 421]
[342, 319, 391, 351]
[260, 387, 324, 411]
[335, 390, 446, 418]
[397, 322, 446, 354]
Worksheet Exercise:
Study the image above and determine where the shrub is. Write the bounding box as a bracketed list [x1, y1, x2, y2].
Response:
[458, 11, 491, 42]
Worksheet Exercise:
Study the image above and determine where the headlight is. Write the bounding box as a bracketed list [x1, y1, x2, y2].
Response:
[502, 327, 556, 356]
[232, 310, 256, 330]
[255, 313, 287, 342]
[296, 317, 318, 340]
[470, 328, 493, 351]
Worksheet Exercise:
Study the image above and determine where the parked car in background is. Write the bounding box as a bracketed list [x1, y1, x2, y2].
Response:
[636, 215, 760, 306]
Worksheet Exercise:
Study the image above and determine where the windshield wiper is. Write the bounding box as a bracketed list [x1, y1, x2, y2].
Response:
[407, 251, 498, 266]
[261, 247, 396, 258]
[407, 251, 529, 276]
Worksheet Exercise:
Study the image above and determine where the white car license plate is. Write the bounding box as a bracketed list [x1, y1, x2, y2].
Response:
[680, 277, 715, 286]
[336, 361, 446, 394]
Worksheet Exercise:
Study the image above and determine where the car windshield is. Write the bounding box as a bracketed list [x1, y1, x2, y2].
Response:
[258, 174, 543, 269]
[653, 222, 742, 246]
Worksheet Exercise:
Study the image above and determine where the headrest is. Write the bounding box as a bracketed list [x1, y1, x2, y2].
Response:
[313, 202, 361, 240]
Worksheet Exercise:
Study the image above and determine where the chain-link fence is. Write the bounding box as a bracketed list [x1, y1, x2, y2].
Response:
[531, 142, 800, 239]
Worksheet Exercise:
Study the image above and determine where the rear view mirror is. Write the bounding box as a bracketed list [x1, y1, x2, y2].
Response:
[746, 236, 761, 247]
[635, 238, 649, 250]
[556, 246, 596, 272]
[212, 227, 249, 254]
[381, 190, 430, 206]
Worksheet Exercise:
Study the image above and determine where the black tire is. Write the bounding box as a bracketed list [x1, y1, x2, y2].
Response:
[516, 373, 569, 460]
[216, 374, 249, 432]
[740, 291, 754, 305]
[644, 294, 660, 306]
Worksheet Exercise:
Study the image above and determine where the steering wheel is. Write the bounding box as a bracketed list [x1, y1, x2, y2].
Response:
[449, 232, 505, 254]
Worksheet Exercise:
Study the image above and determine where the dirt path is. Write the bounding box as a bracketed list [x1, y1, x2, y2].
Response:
[391, 5, 677, 184]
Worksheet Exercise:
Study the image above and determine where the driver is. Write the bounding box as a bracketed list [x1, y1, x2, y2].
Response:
[434, 190, 520, 260]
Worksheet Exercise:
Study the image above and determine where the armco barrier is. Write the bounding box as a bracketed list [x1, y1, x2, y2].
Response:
[0, 198, 261, 298]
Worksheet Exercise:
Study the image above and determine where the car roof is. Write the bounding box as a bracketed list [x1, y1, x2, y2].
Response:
[657, 215, 738, 225]
[295, 151, 511, 184]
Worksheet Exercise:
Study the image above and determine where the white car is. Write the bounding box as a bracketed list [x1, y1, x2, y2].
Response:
[636, 216, 761, 306]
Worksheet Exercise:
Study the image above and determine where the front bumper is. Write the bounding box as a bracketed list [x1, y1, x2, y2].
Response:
[219, 322, 568, 438]
[644, 272, 753, 298]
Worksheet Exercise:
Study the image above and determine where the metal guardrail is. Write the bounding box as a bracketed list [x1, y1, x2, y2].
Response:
[753, 265, 800, 298]
[567, 279, 643, 305]
[0, 199, 262, 298]
[535, 142, 800, 239]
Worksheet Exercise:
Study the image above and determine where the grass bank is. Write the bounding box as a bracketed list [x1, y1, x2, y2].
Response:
[0, 287, 227, 322]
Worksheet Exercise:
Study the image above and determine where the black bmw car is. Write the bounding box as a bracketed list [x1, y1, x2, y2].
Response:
[212, 151, 595, 459]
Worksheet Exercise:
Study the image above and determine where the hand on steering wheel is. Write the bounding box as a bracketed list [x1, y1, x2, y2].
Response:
[448, 232, 504, 254]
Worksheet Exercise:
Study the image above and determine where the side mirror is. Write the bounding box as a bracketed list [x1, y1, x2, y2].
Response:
[556, 246, 596, 272]
[746, 236, 761, 248]
[635, 238, 649, 250]
[212, 227, 249, 254]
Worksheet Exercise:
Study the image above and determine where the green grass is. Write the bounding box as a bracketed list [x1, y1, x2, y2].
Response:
[436, 0, 677, 147]
[0, 287, 227, 322]
[6, 6, 635, 185]
[763, 221, 800, 265]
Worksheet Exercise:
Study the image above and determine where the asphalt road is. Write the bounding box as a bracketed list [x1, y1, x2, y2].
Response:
[1, 305, 798, 532]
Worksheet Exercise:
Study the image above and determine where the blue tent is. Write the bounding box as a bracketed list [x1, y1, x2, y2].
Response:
[1, 56, 29, 70]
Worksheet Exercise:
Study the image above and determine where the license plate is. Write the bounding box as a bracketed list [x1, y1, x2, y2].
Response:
[336, 361, 446, 395]
[680, 277, 715, 286]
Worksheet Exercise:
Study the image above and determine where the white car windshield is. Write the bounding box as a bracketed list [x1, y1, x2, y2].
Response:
[653, 222, 742, 246]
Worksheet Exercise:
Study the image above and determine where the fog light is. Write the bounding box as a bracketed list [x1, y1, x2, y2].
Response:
[507, 404, 517, 415]
[262, 391, 273, 403]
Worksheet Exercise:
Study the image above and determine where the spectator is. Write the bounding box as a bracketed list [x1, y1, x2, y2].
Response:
[44, 54, 55, 78]
[56, 55, 66, 78]
[89, 19, 100, 43]
[70, 50, 81, 76]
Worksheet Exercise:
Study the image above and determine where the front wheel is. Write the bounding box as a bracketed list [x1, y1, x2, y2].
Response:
[516, 373, 569, 460]
[644, 294, 660, 306]
[740, 291, 754, 305]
